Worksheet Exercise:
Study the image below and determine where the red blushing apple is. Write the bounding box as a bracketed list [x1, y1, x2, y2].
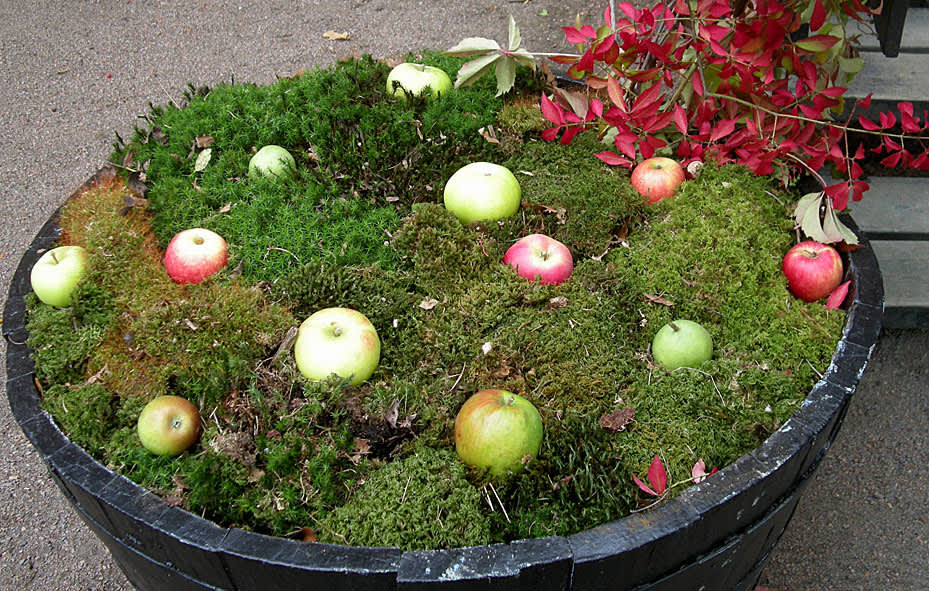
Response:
[137, 395, 202, 456]
[454, 389, 544, 476]
[631, 157, 685, 204]
[782, 241, 844, 302]
[163, 228, 228, 284]
[502, 233, 574, 285]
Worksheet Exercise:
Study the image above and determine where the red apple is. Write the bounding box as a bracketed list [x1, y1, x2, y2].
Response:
[631, 157, 685, 204]
[137, 395, 202, 456]
[782, 241, 844, 302]
[163, 228, 228, 284]
[454, 389, 544, 476]
[503, 233, 574, 285]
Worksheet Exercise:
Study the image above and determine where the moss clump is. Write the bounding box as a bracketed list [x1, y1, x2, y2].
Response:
[318, 447, 490, 550]
[113, 53, 509, 282]
[42, 383, 115, 451]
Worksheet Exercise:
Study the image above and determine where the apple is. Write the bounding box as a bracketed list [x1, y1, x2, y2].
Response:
[248, 145, 296, 180]
[631, 157, 686, 204]
[443, 162, 521, 225]
[454, 389, 544, 476]
[294, 307, 381, 386]
[782, 241, 844, 302]
[503, 233, 574, 285]
[651, 319, 713, 370]
[163, 228, 229, 284]
[386, 62, 452, 101]
[137, 395, 202, 456]
[30, 245, 89, 307]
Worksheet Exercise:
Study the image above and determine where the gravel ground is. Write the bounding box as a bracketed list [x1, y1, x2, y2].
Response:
[1, 2, 926, 590]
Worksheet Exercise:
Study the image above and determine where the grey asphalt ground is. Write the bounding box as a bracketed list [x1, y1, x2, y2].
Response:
[1, 2, 927, 590]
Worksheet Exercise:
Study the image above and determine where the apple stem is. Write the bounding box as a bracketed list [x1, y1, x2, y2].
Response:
[669, 321, 679, 332]
[49, 251, 59, 264]
[505, 395, 515, 406]
[333, 326, 343, 337]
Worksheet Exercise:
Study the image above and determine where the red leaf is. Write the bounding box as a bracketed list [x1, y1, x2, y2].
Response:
[673, 104, 688, 133]
[811, 0, 826, 30]
[541, 127, 560, 142]
[647, 455, 667, 494]
[692, 74, 704, 97]
[541, 93, 565, 125]
[710, 118, 736, 141]
[857, 94, 872, 110]
[632, 473, 659, 496]
[858, 116, 880, 131]
[826, 281, 851, 310]
[595, 151, 633, 167]
[607, 77, 627, 111]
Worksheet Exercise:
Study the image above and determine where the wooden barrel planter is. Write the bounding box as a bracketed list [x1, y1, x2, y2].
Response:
[4, 169, 883, 591]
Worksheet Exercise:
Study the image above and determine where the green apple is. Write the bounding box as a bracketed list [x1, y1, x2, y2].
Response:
[30, 245, 89, 307]
[294, 307, 381, 385]
[443, 162, 521, 225]
[454, 389, 543, 476]
[248, 145, 296, 180]
[386, 62, 452, 101]
[137, 395, 202, 456]
[651, 319, 713, 370]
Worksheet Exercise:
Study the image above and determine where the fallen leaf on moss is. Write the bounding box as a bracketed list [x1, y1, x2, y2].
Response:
[419, 297, 439, 310]
[196, 135, 215, 148]
[598, 407, 635, 432]
[641, 293, 675, 306]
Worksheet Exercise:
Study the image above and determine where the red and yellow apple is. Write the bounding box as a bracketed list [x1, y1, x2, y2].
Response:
[137, 395, 202, 456]
[503, 233, 574, 285]
[631, 157, 685, 204]
[782, 241, 844, 302]
[454, 389, 543, 476]
[163, 228, 229, 284]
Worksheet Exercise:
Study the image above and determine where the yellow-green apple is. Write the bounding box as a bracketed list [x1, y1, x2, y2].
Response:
[386, 63, 452, 101]
[248, 145, 296, 180]
[294, 307, 381, 386]
[503, 233, 574, 285]
[443, 162, 521, 224]
[652, 319, 713, 370]
[30, 245, 88, 307]
[137, 395, 202, 456]
[163, 228, 228, 284]
[454, 389, 544, 475]
[782, 241, 844, 302]
[631, 157, 685, 204]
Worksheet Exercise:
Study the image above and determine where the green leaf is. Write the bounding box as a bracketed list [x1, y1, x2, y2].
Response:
[822, 201, 860, 244]
[494, 56, 517, 96]
[796, 192, 830, 243]
[444, 37, 501, 58]
[837, 56, 865, 74]
[794, 35, 841, 53]
[194, 148, 212, 173]
[508, 15, 522, 52]
[454, 52, 502, 88]
[509, 49, 536, 70]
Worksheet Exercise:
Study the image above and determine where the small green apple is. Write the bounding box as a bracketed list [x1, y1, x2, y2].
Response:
[386, 62, 452, 101]
[443, 162, 521, 225]
[248, 145, 296, 180]
[30, 245, 89, 307]
[294, 307, 381, 385]
[454, 389, 543, 476]
[137, 395, 202, 456]
[651, 319, 713, 370]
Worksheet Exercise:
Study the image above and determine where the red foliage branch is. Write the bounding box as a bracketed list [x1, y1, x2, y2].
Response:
[541, 0, 929, 217]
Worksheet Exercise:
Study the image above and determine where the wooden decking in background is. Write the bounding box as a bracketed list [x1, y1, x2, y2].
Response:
[843, 3, 929, 328]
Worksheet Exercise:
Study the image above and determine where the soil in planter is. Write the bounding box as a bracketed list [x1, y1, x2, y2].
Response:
[26, 53, 845, 550]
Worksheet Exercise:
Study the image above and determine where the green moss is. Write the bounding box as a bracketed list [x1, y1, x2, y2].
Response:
[28, 56, 848, 550]
[318, 447, 491, 549]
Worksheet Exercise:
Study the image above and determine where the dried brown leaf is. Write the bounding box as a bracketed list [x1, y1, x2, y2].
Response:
[323, 30, 351, 41]
[598, 407, 635, 432]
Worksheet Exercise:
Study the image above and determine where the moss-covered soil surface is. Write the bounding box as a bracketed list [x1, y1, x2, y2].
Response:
[26, 54, 845, 550]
